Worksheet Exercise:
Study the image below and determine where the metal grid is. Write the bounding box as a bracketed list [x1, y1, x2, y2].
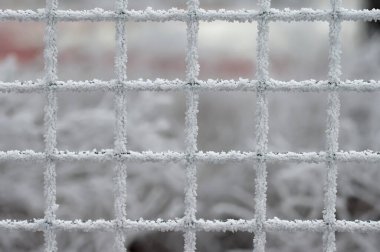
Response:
[1, 0, 380, 251]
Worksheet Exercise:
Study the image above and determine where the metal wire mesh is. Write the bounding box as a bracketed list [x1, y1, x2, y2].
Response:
[1, 0, 380, 251]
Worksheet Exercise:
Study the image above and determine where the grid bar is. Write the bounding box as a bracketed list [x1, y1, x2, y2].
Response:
[1, 219, 380, 233]
[323, 1, 342, 252]
[43, 0, 59, 251]
[183, 0, 200, 251]
[1, 8, 380, 23]
[113, 0, 128, 251]
[4, 79, 380, 93]
[3, 150, 380, 163]
[253, 1, 271, 251]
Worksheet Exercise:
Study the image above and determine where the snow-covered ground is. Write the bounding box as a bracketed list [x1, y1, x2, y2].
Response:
[1, 0, 380, 251]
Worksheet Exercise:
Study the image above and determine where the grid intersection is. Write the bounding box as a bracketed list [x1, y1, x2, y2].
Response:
[1, 1, 380, 252]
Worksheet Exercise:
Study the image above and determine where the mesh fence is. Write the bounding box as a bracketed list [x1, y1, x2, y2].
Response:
[1, 0, 380, 251]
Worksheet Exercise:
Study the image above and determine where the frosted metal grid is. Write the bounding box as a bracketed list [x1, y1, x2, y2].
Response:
[1, 0, 380, 251]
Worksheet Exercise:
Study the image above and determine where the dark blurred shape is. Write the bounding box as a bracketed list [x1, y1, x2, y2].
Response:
[346, 196, 374, 219]
[367, 0, 380, 36]
[128, 232, 183, 252]
[128, 231, 252, 252]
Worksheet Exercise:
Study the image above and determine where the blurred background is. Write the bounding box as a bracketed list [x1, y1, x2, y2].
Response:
[1, 0, 380, 251]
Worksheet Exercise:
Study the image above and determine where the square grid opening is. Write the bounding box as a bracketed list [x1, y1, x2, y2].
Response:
[267, 232, 322, 252]
[127, 21, 187, 80]
[268, 92, 327, 152]
[200, 0, 258, 10]
[0, 161, 44, 220]
[198, 21, 257, 80]
[269, 21, 329, 81]
[0, 21, 44, 82]
[57, 91, 114, 151]
[336, 232, 380, 252]
[197, 161, 255, 221]
[267, 162, 325, 221]
[198, 91, 256, 152]
[57, 231, 114, 252]
[57, 21, 115, 81]
[129, 0, 186, 10]
[56, 160, 115, 221]
[0, 1, 44, 10]
[0, 230, 44, 251]
[127, 91, 186, 152]
[126, 162, 185, 220]
[0, 93, 45, 151]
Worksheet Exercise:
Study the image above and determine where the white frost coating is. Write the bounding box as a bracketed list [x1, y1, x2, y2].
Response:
[323, 1, 342, 252]
[43, 0, 59, 251]
[1, 218, 380, 233]
[1, 2, 380, 252]
[113, 0, 128, 251]
[2, 8, 380, 23]
[254, 0, 271, 251]
[184, 0, 200, 251]
[4, 150, 380, 163]
[4, 79, 380, 93]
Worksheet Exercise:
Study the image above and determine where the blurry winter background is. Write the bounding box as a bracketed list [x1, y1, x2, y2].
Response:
[1, 0, 380, 251]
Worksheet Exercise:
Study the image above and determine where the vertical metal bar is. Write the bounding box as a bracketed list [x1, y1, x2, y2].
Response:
[43, 0, 59, 251]
[184, 0, 200, 251]
[114, 0, 128, 251]
[254, 0, 271, 251]
[323, 1, 342, 252]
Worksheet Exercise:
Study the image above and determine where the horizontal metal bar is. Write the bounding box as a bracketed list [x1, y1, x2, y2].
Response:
[0, 218, 379, 233]
[1, 79, 380, 93]
[0, 8, 380, 22]
[1, 150, 380, 163]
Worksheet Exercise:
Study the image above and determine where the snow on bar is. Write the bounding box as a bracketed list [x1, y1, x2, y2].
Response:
[1, 8, 380, 23]
[1, 218, 380, 233]
[3, 79, 380, 93]
[42, 0, 59, 251]
[1, 0, 380, 251]
[3, 150, 380, 163]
